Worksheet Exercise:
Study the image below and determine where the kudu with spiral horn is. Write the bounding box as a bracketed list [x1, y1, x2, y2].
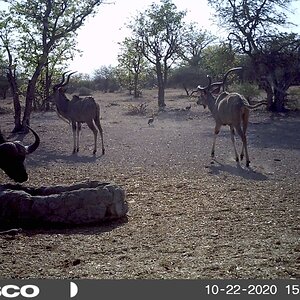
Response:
[193, 67, 267, 167]
[53, 71, 105, 155]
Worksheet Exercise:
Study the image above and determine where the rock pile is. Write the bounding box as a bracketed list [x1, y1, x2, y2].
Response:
[0, 181, 128, 227]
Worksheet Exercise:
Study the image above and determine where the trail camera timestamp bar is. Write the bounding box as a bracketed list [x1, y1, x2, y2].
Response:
[205, 283, 300, 296]
[0, 280, 299, 299]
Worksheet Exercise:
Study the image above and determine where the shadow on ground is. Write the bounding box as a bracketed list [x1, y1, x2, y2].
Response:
[206, 159, 269, 181]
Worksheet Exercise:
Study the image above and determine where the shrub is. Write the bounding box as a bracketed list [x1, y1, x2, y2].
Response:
[127, 103, 148, 115]
[78, 87, 93, 96]
[231, 82, 260, 101]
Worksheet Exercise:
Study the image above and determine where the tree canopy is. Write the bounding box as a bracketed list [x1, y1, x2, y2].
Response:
[1, 0, 299, 116]
[208, 0, 300, 111]
[117, 37, 147, 98]
[0, 0, 104, 131]
[129, 0, 186, 107]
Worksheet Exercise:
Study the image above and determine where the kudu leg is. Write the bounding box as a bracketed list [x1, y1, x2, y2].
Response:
[240, 111, 250, 166]
[72, 122, 81, 153]
[87, 121, 98, 155]
[236, 126, 250, 167]
[243, 136, 250, 167]
[230, 126, 239, 162]
[72, 122, 77, 154]
[211, 125, 221, 158]
[76, 123, 81, 152]
[94, 117, 105, 155]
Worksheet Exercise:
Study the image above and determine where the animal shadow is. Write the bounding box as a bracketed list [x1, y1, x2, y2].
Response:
[206, 158, 268, 181]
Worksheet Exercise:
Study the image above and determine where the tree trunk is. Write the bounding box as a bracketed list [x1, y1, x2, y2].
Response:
[43, 64, 51, 111]
[261, 77, 288, 112]
[12, 93, 22, 133]
[274, 87, 287, 112]
[156, 62, 166, 108]
[22, 81, 34, 130]
[158, 82, 165, 108]
[22, 63, 45, 130]
[266, 90, 275, 111]
[258, 76, 275, 111]
[6, 71, 22, 133]
[133, 73, 139, 98]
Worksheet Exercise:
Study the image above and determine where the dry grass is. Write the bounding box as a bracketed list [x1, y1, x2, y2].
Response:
[0, 89, 299, 279]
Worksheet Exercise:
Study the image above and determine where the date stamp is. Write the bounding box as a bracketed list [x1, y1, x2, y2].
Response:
[205, 283, 300, 297]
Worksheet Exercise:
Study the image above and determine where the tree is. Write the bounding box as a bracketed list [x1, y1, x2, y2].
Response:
[208, 0, 300, 112]
[168, 66, 207, 95]
[1, 0, 104, 132]
[93, 65, 119, 93]
[170, 24, 215, 95]
[254, 33, 300, 111]
[169, 43, 237, 95]
[0, 73, 9, 99]
[180, 24, 215, 68]
[130, 0, 186, 108]
[0, 60, 10, 99]
[0, 14, 22, 130]
[202, 43, 236, 79]
[117, 37, 147, 97]
[35, 36, 80, 111]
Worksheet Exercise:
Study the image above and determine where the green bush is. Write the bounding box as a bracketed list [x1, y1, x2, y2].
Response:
[231, 82, 260, 101]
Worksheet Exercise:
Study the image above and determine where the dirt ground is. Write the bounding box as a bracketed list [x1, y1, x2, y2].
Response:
[0, 89, 299, 279]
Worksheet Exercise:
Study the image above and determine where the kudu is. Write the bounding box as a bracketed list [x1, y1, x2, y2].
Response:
[53, 72, 105, 155]
[194, 67, 267, 167]
[0, 126, 40, 182]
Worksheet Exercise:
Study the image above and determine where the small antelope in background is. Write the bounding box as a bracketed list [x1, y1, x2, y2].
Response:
[194, 67, 267, 167]
[53, 72, 105, 155]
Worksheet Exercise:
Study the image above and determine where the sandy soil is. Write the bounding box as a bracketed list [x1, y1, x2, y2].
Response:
[0, 89, 299, 279]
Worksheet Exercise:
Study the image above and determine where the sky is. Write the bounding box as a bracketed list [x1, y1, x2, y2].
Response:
[68, 0, 219, 75]
[69, 0, 300, 75]
[1, 0, 299, 75]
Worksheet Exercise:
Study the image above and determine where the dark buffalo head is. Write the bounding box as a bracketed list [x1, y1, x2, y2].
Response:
[0, 126, 40, 183]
